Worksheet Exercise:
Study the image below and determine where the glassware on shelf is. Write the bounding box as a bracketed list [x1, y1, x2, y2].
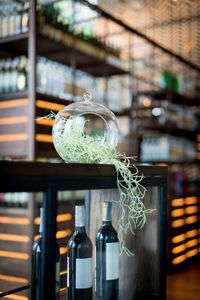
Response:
[0, 1, 29, 38]
[52, 92, 119, 162]
[140, 135, 197, 162]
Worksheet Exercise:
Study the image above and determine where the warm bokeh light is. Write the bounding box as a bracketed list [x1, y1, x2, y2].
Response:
[36, 118, 54, 126]
[0, 250, 29, 260]
[172, 234, 185, 244]
[0, 116, 28, 125]
[172, 254, 186, 265]
[186, 239, 198, 248]
[0, 274, 28, 284]
[36, 100, 65, 111]
[0, 134, 28, 142]
[0, 234, 30, 242]
[0, 217, 29, 224]
[0, 99, 28, 109]
[35, 133, 52, 143]
[60, 247, 68, 255]
[60, 270, 67, 276]
[171, 208, 184, 217]
[171, 219, 185, 228]
[59, 287, 67, 292]
[0, 293, 28, 300]
[172, 244, 186, 254]
[185, 197, 198, 205]
[143, 97, 151, 107]
[185, 206, 198, 215]
[185, 216, 198, 224]
[34, 230, 71, 241]
[171, 198, 184, 207]
[186, 229, 198, 238]
[186, 249, 198, 258]
[56, 230, 72, 239]
[34, 213, 72, 225]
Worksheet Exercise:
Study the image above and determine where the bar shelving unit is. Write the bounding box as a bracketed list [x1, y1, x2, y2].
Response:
[132, 87, 200, 270]
[0, 161, 168, 300]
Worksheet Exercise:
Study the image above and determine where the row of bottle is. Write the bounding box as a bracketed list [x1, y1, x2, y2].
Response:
[157, 103, 198, 131]
[0, 190, 85, 208]
[137, 96, 198, 131]
[38, 0, 120, 58]
[0, 55, 131, 111]
[32, 201, 118, 300]
[0, 56, 27, 93]
[0, 2, 29, 38]
[140, 135, 197, 162]
[160, 69, 199, 98]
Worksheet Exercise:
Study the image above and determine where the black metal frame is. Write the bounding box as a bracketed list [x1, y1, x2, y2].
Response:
[0, 162, 167, 300]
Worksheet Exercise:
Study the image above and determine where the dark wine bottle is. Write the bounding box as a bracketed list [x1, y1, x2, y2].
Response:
[67, 203, 92, 300]
[31, 208, 60, 300]
[95, 201, 119, 299]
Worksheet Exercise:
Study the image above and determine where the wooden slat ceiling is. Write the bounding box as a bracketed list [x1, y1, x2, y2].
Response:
[99, 0, 200, 70]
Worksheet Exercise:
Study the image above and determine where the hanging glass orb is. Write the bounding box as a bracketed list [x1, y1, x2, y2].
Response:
[52, 92, 119, 162]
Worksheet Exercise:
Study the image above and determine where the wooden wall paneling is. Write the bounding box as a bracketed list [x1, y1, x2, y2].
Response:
[0, 102, 28, 117]
[0, 98, 29, 157]
[0, 141, 28, 157]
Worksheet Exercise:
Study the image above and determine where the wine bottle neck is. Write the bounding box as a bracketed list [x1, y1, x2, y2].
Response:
[75, 205, 85, 227]
[102, 220, 112, 226]
[102, 201, 112, 222]
[75, 226, 86, 233]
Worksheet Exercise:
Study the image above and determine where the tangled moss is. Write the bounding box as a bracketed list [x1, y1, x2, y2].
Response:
[42, 112, 149, 255]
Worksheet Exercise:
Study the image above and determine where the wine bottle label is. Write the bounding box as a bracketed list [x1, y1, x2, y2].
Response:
[106, 242, 119, 280]
[67, 256, 69, 287]
[76, 257, 92, 289]
[75, 205, 85, 227]
[55, 261, 60, 295]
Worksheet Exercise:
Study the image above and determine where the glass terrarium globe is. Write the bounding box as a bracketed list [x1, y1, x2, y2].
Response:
[52, 93, 119, 163]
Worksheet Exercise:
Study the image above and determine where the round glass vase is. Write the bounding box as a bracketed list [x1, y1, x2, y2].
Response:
[52, 93, 119, 163]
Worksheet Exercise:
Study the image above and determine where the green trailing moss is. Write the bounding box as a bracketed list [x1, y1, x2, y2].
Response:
[41, 112, 150, 256]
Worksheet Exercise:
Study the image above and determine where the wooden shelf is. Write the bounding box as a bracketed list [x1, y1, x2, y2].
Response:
[134, 89, 200, 106]
[0, 32, 29, 45]
[139, 160, 200, 166]
[0, 206, 28, 215]
[0, 31, 128, 77]
[36, 92, 73, 106]
[0, 33, 29, 58]
[133, 122, 199, 138]
[0, 90, 28, 101]
[37, 34, 128, 77]
[0, 161, 168, 193]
